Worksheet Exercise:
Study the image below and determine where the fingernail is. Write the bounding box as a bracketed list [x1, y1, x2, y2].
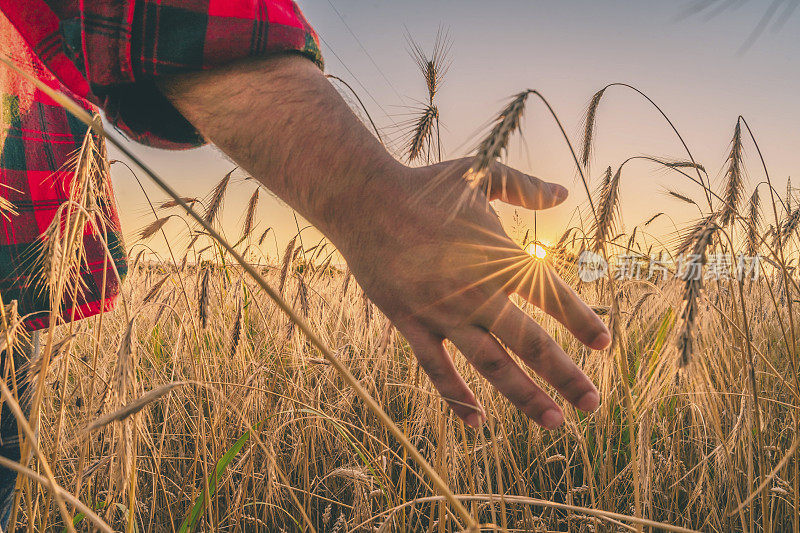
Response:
[590, 330, 612, 350]
[540, 409, 564, 430]
[576, 390, 600, 412]
[465, 412, 485, 429]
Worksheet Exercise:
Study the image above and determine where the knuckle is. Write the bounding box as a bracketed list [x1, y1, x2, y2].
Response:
[422, 364, 449, 384]
[474, 351, 511, 377]
[521, 332, 551, 367]
[517, 388, 548, 418]
[557, 372, 589, 402]
[416, 355, 449, 383]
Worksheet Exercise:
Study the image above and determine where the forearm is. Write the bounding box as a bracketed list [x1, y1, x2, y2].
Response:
[157, 53, 607, 429]
[157, 55, 402, 242]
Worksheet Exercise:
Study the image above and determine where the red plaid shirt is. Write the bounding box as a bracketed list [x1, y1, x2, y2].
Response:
[0, 1, 322, 329]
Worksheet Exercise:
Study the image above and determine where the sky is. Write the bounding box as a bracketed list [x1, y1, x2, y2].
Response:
[107, 0, 800, 261]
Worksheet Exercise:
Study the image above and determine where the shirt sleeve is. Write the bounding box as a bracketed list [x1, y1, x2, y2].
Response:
[0, 0, 324, 149]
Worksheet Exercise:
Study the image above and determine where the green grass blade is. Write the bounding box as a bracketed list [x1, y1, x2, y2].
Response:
[178, 421, 264, 533]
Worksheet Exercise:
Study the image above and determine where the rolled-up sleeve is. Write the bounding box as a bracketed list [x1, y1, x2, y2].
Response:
[1, 0, 324, 149]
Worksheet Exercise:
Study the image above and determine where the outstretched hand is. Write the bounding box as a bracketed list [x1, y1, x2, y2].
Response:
[160, 55, 610, 430]
[331, 158, 610, 428]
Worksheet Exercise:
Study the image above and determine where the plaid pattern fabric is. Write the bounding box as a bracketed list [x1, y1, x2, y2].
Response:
[0, 0, 322, 329]
[0, 40, 127, 331]
[1, 0, 324, 148]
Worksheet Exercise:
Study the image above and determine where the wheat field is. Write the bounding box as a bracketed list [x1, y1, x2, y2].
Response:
[2, 35, 800, 533]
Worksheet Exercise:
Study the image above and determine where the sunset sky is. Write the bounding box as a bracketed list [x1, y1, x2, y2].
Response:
[108, 0, 800, 261]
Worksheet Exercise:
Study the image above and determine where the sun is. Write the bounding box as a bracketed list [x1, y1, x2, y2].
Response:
[526, 242, 548, 259]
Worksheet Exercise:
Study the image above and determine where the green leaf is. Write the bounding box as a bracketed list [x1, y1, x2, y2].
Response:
[178, 420, 264, 533]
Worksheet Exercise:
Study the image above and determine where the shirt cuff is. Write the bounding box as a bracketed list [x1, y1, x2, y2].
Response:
[80, 0, 324, 149]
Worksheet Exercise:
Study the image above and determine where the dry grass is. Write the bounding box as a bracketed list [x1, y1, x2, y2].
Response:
[7, 214, 800, 532]
[1, 47, 800, 533]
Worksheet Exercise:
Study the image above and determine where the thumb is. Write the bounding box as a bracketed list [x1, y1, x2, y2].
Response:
[486, 164, 568, 209]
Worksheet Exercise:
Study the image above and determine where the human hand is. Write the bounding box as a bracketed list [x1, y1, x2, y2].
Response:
[160, 55, 610, 429]
[325, 158, 611, 429]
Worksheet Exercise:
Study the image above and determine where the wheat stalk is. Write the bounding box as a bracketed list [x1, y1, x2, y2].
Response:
[406, 105, 439, 162]
[229, 296, 243, 358]
[139, 216, 171, 239]
[676, 218, 717, 367]
[279, 236, 297, 295]
[593, 166, 622, 251]
[644, 213, 664, 226]
[258, 227, 272, 247]
[580, 83, 713, 209]
[667, 190, 698, 206]
[159, 196, 199, 209]
[663, 161, 707, 173]
[108, 319, 138, 502]
[241, 187, 260, 241]
[721, 121, 745, 226]
[297, 277, 310, 318]
[204, 168, 234, 225]
[746, 189, 761, 257]
[581, 88, 606, 169]
[407, 27, 451, 103]
[199, 263, 211, 329]
[779, 206, 800, 250]
[143, 274, 170, 304]
[470, 90, 531, 178]
[677, 213, 717, 257]
[84, 382, 183, 433]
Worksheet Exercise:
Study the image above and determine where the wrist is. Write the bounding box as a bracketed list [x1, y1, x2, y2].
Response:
[309, 157, 410, 250]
